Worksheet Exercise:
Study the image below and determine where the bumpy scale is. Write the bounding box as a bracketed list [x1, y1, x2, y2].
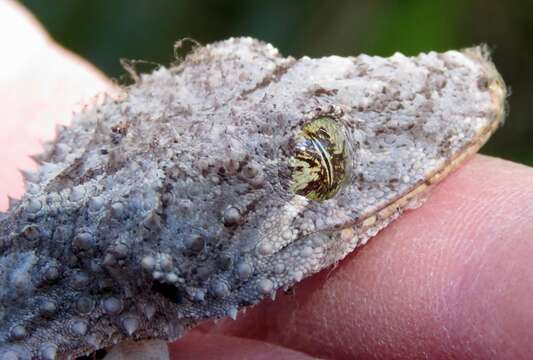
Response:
[0, 38, 506, 359]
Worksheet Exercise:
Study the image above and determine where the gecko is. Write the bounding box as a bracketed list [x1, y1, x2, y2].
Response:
[0, 37, 506, 359]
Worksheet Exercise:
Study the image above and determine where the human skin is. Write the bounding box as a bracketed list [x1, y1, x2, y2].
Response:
[1, 1, 532, 359]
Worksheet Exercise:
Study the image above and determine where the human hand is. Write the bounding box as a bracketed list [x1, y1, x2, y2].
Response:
[0, 0, 113, 211]
[175, 155, 533, 359]
[2, 2, 532, 359]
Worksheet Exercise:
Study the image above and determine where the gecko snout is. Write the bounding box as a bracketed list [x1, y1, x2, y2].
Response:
[463, 46, 507, 125]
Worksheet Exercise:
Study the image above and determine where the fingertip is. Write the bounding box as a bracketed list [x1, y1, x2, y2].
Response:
[212, 156, 533, 359]
[168, 332, 316, 360]
[0, 1, 116, 211]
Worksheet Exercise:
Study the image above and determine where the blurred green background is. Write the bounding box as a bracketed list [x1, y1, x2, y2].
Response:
[21, 0, 533, 165]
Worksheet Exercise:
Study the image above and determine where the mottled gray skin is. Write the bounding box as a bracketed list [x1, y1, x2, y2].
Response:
[0, 38, 506, 359]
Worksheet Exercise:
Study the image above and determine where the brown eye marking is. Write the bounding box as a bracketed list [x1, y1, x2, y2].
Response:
[289, 117, 349, 201]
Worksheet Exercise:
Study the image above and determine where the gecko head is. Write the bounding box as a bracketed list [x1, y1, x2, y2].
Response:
[134, 38, 507, 315]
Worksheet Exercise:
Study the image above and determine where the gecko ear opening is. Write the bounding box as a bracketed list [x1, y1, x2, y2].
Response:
[152, 280, 184, 304]
[287, 116, 350, 201]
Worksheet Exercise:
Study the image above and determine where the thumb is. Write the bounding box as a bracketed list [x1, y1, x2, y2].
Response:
[0, 0, 115, 211]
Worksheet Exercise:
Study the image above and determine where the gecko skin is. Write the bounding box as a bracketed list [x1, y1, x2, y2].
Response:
[0, 38, 506, 359]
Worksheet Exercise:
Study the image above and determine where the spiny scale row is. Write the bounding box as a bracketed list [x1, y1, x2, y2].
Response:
[1, 295, 148, 360]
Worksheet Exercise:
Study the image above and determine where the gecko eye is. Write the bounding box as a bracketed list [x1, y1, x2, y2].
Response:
[289, 116, 349, 201]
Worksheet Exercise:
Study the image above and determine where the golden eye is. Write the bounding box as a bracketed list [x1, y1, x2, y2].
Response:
[289, 117, 349, 201]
